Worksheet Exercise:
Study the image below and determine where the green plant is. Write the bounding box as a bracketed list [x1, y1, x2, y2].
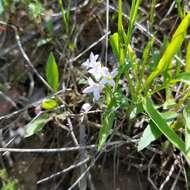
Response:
[175, 0, 185, 18]
[28, 0, 44, 22]
[89, 0, 190, 163]
[0, 169, 17, 190]
[58, 0, 71, 33]
[24, 52, 61, 137]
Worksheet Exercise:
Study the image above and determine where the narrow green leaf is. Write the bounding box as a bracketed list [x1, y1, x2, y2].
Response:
[142, 36, 155, 69]
[118, 0, 123, 35]
[127, 44, 137, 64]
[138, 121, 161, 151]
[142, 97, 189, 159]
[183, 105, 190, 154]
[46, 52, 59, 92]
[42, 98, 58, 110]
[175, 0, 184, 18]
[110, 33, 119, 61]
[172, 72, 190, 85]
[125, 0, 141, 46]
[25, 114, 51, 137]
[162, 111, 178, 121]
[98, 110, 115, 150]
[58, 0, 69, 33]
[149, 0, 157, 27]
[145, 13, 190, 91]
[138, 110, 178, 151]
[117, 0, 126, 65]
[98, 91, 120, 150]
[186, 40, 190, 72]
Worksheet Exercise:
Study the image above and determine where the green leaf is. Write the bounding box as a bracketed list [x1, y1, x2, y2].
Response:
[145, 13, 190, 91]
[110, 33, 119, 61]
[183, 104, 190, 154]
[25, 114, 51, 137]
[118, 0, 123, 35]
[173, 72, 190, 85]
[138, 121, 161, 151]
[161, 111, 178, 121]
[42, 98, 58, 110]
[98, 110, 115, 150]
[186, 40, 190, 72]
[138, 110, 178, 151]
[142, 97, 189, 159]
[58, 0, 69, 33]
[142, 36, 155, 72]
[175, 0, 184, 18]
[125, 0, 141, 46]
[46, 52, 59, 92]
[98, 92, 120, 150]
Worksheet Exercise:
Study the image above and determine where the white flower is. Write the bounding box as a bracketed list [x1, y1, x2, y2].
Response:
[88, 65, 107, 81]
[82, 52, 118, 101]
[82, 52, 101, 70]
[83, 78, 104, 101]
[100, 68, 117, 87]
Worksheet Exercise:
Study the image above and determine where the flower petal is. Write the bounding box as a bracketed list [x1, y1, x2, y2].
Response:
[83, 86, 92, 93]
[111, 68, 118, 78]
[93, 88, 101, 101]
[88, 77, 95, 85]
[90, 52, 94, 61]
[94, 54, 99, 61]
[82, 59, 90, 68]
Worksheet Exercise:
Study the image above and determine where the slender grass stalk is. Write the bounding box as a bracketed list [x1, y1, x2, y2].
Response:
[58, 0, 69, 33]
[141, 36, 155, 81]
[175, 0, 184, 18]
[118, 0, 135, 98]
[124, 0, 141, 100]
[118, 0, 125, 65]
[125, 0, 141, 47]
[186, 40, 190, 72]
[149, 0, 157, 31]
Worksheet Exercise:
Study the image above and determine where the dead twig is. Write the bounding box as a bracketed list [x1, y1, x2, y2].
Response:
[37, 156, 90, 184]
[0, 140, 127, 153]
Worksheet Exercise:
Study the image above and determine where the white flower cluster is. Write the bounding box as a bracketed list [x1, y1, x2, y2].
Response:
[82, 52, 117, 101]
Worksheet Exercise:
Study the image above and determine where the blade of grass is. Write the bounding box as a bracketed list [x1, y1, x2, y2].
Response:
[110, 32, 120, 61]
[171, 72, 190, 85]
[149, 0, 157, 31]
[138, 121, 161, 151]
[141, 36, 155, 87]
[175, 0, 184, 18]
[144, 13, 190, 92]
[143, 97, 190, 160]
[118, 0, 126, 65]
[98, 88, 117, 150]
[46, 52, 59, 92]
[186, 40, 190, 72]
[125, 0, 141, 47]
[127, 45, 141, 97]
[25, 114, 51, 137]
[122, 0, 141, 100]
[58, 0, 69, 33]
[117, 0, 135, 98]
